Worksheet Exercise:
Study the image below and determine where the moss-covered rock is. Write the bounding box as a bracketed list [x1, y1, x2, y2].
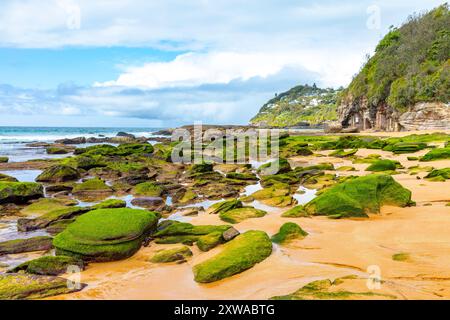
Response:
[46, 219, 75, 235]
[408, 165, 434, 175]
[0, 273, 85, 300]
[424, 168, 450, 181]
[383, 142, 427, 154]
[36, 165, 80, 183]
[197, 232, 224, 251]
[53, 208, 159, 262]
[258, 158, 292, 175]
[337, 166, 356, 172]
[0, 236, 53, 255]
[0, 156, 9, 163]
[392, 252, 410, 262]
[206, 199, 242, 215]
[0, 182, 44, 204]
[352, 154, 382, 164]
[281, 205, 309, 218]
[225, 172, 258, 181]
[271, 222, 308, 244]
[304, 174, 413, 218]
[0, 173, 18, 182]
[73, 178, 111, 193]
[329, 149, 358, 158]
[132, 182, 164, 197]
[91, 198, 127, 209]
[193, 230, 272, 283]
[9, 255, 85, 276]
[46, 147, 70, 155]
[150, 246, 193, 263]
[20, 198, 77, 216]
[303, 173, 337, 190]
[420, 147, 450, 161]
[366, 159, 402, 172]
[219, 207, 267, 224]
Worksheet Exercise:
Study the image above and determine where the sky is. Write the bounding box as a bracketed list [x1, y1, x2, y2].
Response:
[0, 0, 446, 127]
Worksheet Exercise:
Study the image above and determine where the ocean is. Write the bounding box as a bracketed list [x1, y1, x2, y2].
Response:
[0, 126, 162, 163]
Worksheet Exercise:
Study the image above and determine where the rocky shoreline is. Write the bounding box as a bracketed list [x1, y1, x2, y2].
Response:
[0, 128, 449, 299]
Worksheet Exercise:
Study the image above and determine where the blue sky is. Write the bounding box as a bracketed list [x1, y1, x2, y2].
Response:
[0, 0, 446, 127]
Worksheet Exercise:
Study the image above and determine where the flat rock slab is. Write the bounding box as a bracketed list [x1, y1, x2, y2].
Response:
[0, 236, 53, 255]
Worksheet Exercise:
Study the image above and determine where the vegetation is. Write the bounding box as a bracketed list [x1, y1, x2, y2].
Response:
[424, 168, 450, 181]
[0, 181, 43, 204]
[132, 182, 164, 197]
[341, 4, 449, 112]
[36, 165, 80, 183]
[271, 223, 308, 244]
[420, 146, 450, 161]
[219, 207, 267, 224]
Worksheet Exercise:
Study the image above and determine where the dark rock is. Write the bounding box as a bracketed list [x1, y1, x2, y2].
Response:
[55, 137, 86, 145]
[131, 197, 165, 210]
[117, 132, 136, 139]
[222, 227, 240, 241]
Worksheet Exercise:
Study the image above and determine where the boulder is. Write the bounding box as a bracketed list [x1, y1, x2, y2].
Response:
[0, 157, 9, 163]
[150, 246, 192, 263]
[420, 147, 450, 161]
[0, 173, 18, 182]
[0, 273, 85, 300]
[131, 197, 165, 210]
[0, 236, 53, 255]
[271, 222, 308, 244]
[0, 182, 44, 204]
[206, 199, 242, 215]
[132, 182, 164, 197]
[36, 165, 80, 183]
[53, 208, 159, 262]
[222, 227, 240, 241]
[219, 207, 267, 224]
[193, 230, 272, 283]
[9, 255, 85, 276]
[55, 137, 86, 144]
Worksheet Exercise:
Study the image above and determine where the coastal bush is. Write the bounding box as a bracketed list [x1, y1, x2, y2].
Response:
[271, 223, 308, 244]
[193, 230, 272, 283]
[304, 174, 413, 218]
[53, 208, 159, 261]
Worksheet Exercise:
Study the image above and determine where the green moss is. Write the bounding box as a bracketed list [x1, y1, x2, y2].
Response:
[10, 256, 84, 276]
[189, 162, 213, 174]
[132, 182, 164, 197]
[383, 142, 428, 154]
[116, 143, 154, 156]
[91, 199, 127, 209]
[329, 149, 358, 158]
[21, 198, 76, 216]
[206, 199, 242, 215]
[154, 221, 230, 238]
[271, 222, 308, 244]
[408, 165, 434, 175]
[0, 173, 18, 182]
[407, 156, 419, 161]
[150, 246, 193, 263]
[73, 178, 111, 192]
[366, 160, 402, 172]
[258, 158, 292, 175]
[0, 182, 44, 204]
[18, 207, 91, 232]
[352, 154, 382, 164]
[0, 236, 53, 255]
[0, 273, 84, 300]
[304, 174, 413, 218]
[225, 172, 258, 181]
[46, 147, 69, 155]
[197, 232, 224, 251]
[53, 208, 159, 262]
[271, 278, 395, 300]
[424, 168, 450, 181]
[0, 157, 9, 163]
[193, 230, 272, 283]
[420, 147, 450, 161]
[281, 205, 309, 218]
[337, 166, 356, 172]
[219, 207, 267, 224]
[36, 165, 80, 183]
[178, 189, 197, 204]
[392, 252, 410, 262]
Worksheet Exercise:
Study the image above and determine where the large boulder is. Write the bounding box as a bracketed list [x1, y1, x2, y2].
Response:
[0, 182, 44, 204]
[53, 208, 159, 262]
[36, 165, 80, 183]
[271, 222, 308, 244]
[0, 273, 85, 299]
[304, 174, 413, 218]
[193, 230, 272, 283]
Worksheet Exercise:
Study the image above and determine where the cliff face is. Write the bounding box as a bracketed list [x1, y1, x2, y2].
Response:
[250, 84, 341, 128]
[338, 4, 450, 131]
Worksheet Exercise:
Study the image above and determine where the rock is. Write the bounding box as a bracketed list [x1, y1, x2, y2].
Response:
[132, 182, 164, 197]
[304, 174, 414, 218]
[0, 182, 44, 204]
[0, 273, 85, 299]
[55, 137, 86, 144]
[383, 142, 428, 154]
[0, 236, 53, 255]
[281, 205, 309, 218]
[36, 165, 80, 183]
[131, 197, 165, 210]
[206, 199, 242, 215]
[271, 222, 308, 244]
[17, 206, 91, 232]
[222, 227, 240, 241]
[258, 158, 292, 175]
[46, 147, 70, 155]
[329, 149, 358, 158]
[420, 147, 450, 161]
[323, 121, 342, 133]
[45, 184, 74, 193]
[9, 255, 85, 276]
[0, 173, 18, 182]
[53, 208, 159, 262]
[399, 102, 450, 131]
[425, 168, 450, 181]
[193, 230, 272, 283]
[0, 157, 9, 163]
[46, 219, 75, 235]
[341, 127, 360, 133]
[20, 198, 77, 216]
[72, 178, 113, 201]
[219, 207, 267, 224]
[116, 132, 136, 139]
[197, 232, 224, 251]
[225, 172, 258, 181]
[150, 246, 193, 263]
[91, 199, 126, 209]
[366, 159, 402, 172]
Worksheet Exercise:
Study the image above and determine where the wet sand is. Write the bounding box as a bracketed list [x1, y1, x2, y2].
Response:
[50, 143, 450, 300]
